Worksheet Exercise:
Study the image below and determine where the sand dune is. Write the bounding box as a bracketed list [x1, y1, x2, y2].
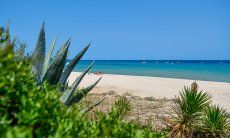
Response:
[68, 72, 230, 110]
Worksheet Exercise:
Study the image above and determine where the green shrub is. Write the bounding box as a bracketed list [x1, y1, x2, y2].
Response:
[110, 96, 132, 119]
[169, 87, 212, 137]
[198, 105, 230, 137]
[0, 43, 65, 137]
[169, 83, 230, 137]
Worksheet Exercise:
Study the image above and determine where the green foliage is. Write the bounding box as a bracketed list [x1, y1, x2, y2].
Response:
[200, 105, 230, 137]
[170, 87, 212, 137]
[111, 96, 132, 119]
[15, 42, 26, 59]
[59, 61, 94, 105]
[68, 77, 102, 106]
[0, 27, 7, 43]
[30, 23, 99, 106]
[43, 39, 70, 85]
[0, 26, 10, 47]
[0, 30, 164, 137]
[169, 84, 230, 137]
[1, 24, 229, 138]
[43, 35, 58, 74]
[70, 97, 165, 138]
[0, 40, 63, 137]
[58, 42, 90, 86]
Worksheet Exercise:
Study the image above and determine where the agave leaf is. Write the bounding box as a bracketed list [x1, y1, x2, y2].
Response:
[79, 97, 105, 115]
[65, 80, 69, 88]
[60, 80, 69, 92]
[32, 22, 46, 82]
[83, 77, 102, 92]
[43, 35, 58, 75]
[59, 43, 90, 86]
[59, 61, 94, 105]
[66, 77, 101, 106]
[42, 39, 70, 85]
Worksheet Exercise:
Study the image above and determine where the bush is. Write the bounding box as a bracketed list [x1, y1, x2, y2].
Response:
[169, 87, 212, 137]
[169, 84, 230, 137]
[197, 105, 230, 137]
[0, 43, 65, 137]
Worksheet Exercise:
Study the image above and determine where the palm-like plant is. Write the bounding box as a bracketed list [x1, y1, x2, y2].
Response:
[169, 87, 212, 137]
[201, 105, 230, 137]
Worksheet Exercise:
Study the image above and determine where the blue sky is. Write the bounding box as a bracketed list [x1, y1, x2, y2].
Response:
[1, 0, 230, 60]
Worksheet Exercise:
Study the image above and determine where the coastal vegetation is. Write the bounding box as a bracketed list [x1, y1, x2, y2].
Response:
[0, 24, 230, 137]
[30, 23, 101, 106]
[0, 24, 163, 137]
[167, 83, 230, 137]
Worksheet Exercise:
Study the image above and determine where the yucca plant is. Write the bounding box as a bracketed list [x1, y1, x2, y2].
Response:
[169, 86, 212, 137]
[199, 105, 230, 137]
[30, 23, 101, 106]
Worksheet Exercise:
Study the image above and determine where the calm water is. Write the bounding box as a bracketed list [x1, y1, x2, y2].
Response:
[68, 60, 230, 83]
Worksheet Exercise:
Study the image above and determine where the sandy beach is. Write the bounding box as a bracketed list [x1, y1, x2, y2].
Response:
[69, 72, 230, 111]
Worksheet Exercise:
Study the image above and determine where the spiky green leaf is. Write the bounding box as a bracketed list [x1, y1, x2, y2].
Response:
[66, 77, 101, 106]
[32, 22, 46, 82]
[42, 39, 70, 85]
[202, 105, 230, 137]
[43, 35, 58, 75]
[59, 61, 94, 105]
[59, 43, 90, 86]
[83, 77, 101, 92]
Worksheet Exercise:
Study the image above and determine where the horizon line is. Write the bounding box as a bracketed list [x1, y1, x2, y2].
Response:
[67, 59, 230, 61]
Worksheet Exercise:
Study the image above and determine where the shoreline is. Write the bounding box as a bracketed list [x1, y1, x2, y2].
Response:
[68, 72, 230, 110]
[93, 72, 230, 84]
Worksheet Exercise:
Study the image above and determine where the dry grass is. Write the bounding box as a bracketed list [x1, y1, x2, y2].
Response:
[81, 90, 174, 130]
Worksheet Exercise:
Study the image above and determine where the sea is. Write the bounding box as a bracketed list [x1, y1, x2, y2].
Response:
[67, 60, 230, 83]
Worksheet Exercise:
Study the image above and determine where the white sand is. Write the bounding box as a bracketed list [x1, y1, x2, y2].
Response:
[68, 72, 230, 110]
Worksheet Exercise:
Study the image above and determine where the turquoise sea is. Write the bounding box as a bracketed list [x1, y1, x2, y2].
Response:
[69, 60, 230, 83]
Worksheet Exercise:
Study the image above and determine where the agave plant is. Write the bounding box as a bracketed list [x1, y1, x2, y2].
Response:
[169, 86, 212, 137]
[200, 105, 230, 137]
[31, 23, 101, 106]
